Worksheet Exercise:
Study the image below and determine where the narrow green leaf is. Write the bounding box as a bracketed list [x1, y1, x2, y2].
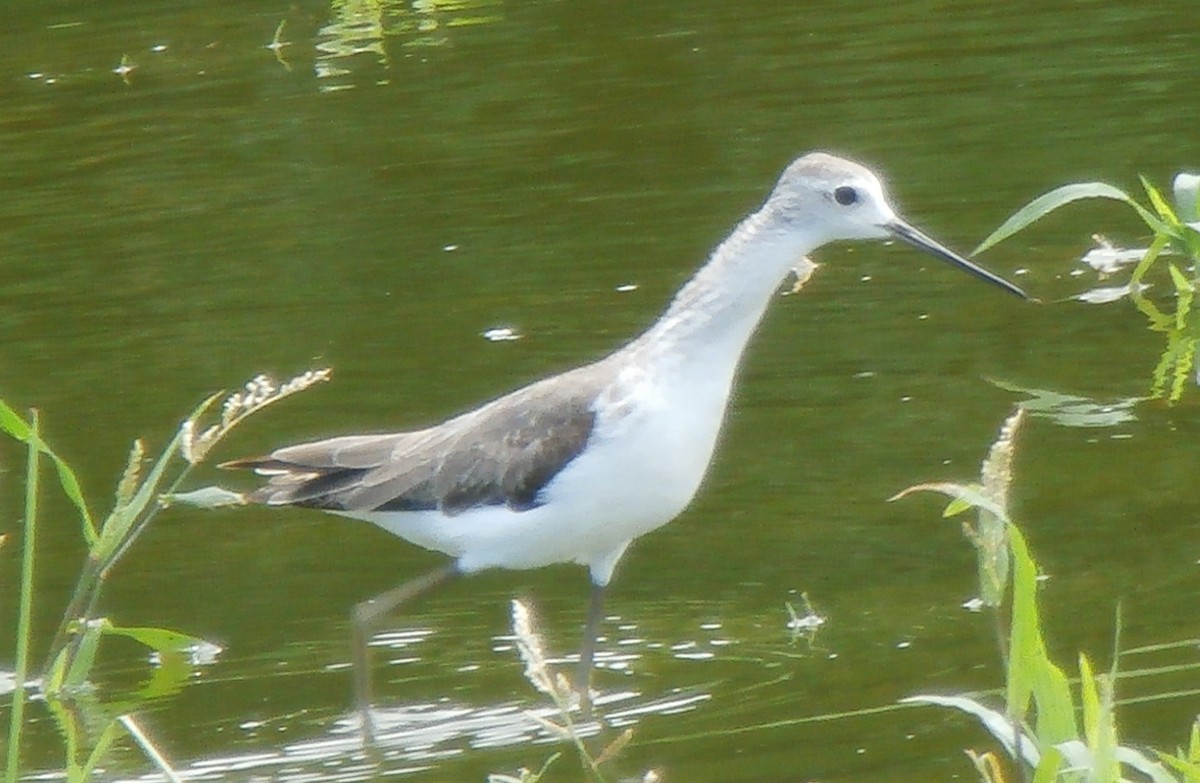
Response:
[1169, 263, 1195, 335]
[944, 496, 974, 517]
[1170, 339, 1196, 403]
[1170, 262, 1193, 294]
[1031, 746, 1063, 783]
[105, 624, 206, 654]
[45, 646, 68, 695]
[5, 409, 41, 783]
[0, 397, 30, 440]
[1006, 525, 1076, 743]
[75, 720, 124, 783]
[1079, 653, 1099, 742]
[45, 451, 96, 545]
[1142, 176, 1183, 228]
[1129, 235, 1174, 327]
[137, 648, 193, 700]
[0, 400, 96, 542]
[60, 619, 111, 693]
[1150, 334, 1178, 400]
[1128, 198, 1178, 237]
[973, 182, 1132, 255]
[1156, 750, 1200, 782]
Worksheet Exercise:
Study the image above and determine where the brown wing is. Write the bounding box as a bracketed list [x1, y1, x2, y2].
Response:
[222, 366, 605, 515]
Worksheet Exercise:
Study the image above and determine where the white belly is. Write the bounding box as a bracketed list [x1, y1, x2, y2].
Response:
[348, 361, 732, 585]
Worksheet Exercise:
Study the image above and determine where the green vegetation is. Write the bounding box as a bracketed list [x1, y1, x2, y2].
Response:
[896, 409, 1200, 782]
[975, 172, 1200, 402]
[2, 371, 328, 782]
[7, 364, 1198, 782]
[491, 598, 650, 783]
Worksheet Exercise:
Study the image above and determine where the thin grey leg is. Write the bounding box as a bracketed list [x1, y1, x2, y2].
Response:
[353, 562, 459, 744]
[575, 581, 607, 720]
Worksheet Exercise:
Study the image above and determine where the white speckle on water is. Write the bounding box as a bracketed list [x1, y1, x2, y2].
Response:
[482, 327, 521, 342]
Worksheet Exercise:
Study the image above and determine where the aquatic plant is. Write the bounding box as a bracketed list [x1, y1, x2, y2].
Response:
[492, 598, 654, 783]
[1, 370, 328, 782]
[976, 172, 1200, 401]
[895, 409, 1200, 782]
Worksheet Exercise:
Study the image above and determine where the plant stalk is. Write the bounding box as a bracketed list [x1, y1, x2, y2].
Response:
[6, 410, 42, 783]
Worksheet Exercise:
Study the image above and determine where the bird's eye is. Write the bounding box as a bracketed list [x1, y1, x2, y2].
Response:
[833, 186, 858, 206]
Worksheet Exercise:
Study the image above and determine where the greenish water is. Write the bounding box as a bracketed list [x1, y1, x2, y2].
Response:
[2, 1, 1199, 780]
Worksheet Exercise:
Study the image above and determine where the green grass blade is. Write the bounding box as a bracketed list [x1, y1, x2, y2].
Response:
[104, 624, 206, 653]
[73, 719, 123, 783]
[1031, 746, 1063, 783]
[1170, 338, 1196, 403]
[973, 182, 1132, 255]
[1006, 525, 1076, 743]
[0, 397, 30, 440]
[45, 448, 96, 546]
[1157, 748, 1200, 781]
[1169, 264, 1194, 331]
[5, 411, 41, 783]
[137, 647, 194, 700]
[1079, 654, 1099, 743]
[1142, 176, 1183, 228]
[1129, 235, 1173, 327]
[0, 399, 95, 544]
[61, 618, 110, 693]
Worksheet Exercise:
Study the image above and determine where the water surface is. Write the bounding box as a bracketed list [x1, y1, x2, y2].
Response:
[2, 1, 1199, 780]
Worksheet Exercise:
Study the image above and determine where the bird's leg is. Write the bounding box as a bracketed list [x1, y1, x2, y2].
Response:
[353, 562, 459, 744]
[575, 580, 607, 720]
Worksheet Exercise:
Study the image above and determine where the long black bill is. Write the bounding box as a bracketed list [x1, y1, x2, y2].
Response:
[886, 218, 1030, 300]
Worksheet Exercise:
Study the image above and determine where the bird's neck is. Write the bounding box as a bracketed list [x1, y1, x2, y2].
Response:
[628, 208, 815, 367]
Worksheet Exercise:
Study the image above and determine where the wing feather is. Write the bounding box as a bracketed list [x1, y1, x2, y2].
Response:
[223, 363, 607, 515]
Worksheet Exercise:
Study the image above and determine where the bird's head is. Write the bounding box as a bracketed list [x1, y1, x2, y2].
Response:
[765, 152, 1029, 299]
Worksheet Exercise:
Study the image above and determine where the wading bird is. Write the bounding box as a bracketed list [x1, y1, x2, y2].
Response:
[224, 152, 1028, 739]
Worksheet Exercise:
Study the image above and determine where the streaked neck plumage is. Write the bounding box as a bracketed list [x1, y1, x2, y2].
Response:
[625, 207, 814, 371]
